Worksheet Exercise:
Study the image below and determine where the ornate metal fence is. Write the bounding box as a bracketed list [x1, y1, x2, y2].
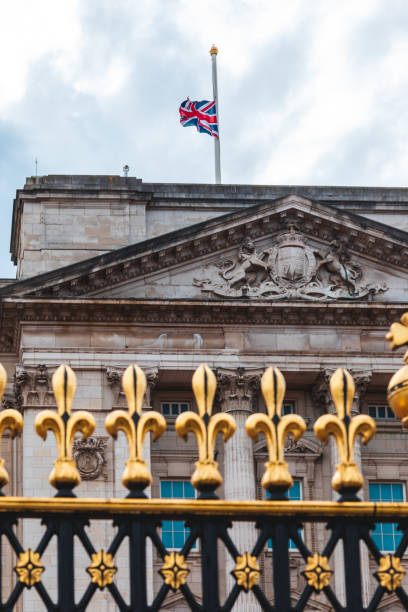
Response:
[1, 316, 408, 610]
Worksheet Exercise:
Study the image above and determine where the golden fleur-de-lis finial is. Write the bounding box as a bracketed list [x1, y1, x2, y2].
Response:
[246, 367, 306, 495]
[0, 364, 23, 492]
[35, 365, 95, 493]
[175, 364, 236, 495]
[314, 368, 376, 495]
[105, 364, 166, 496]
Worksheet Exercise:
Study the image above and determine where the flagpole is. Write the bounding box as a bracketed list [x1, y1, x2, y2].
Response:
[210, 45, 221, 184]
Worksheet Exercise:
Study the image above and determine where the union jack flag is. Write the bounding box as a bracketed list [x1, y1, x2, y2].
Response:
[179, 98, 219, 138]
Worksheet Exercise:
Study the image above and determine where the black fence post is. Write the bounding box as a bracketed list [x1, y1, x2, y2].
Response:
[57, 519, 75, 612]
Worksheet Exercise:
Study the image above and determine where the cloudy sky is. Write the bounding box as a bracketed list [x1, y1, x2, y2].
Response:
[1, 0, 408, 276]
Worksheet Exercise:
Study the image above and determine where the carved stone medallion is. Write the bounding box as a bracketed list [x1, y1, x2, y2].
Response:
[73, 437, 107, 481]
[194, 227, 388, 302]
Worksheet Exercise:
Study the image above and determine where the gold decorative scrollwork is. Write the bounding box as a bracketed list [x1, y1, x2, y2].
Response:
[87, 550, 117, 588]
[160, 552, 190, 590]
[105, 364, 166, 493]
[232, 552, 260, 591]
[175, 364, 236, 493]
[245, 367, 306, 493]
[302, 553, 332, 591]
[314, 369, 375, 494]
[0, 364, 23, 490]
[375, 554, 405, 592]
[35, 365, 95, 492]
[15, 549, 44, 587]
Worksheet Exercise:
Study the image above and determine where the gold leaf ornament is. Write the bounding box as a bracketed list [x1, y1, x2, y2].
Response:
[302, 554, 332, 591]
[0, 363, 23, 490]
[87, 550, 117, 589]
[15, 549, 44, 587]
[105, 364, 166, 493]
[314, 369, 375, 494]
[175, 364, 236, 493]
[35, 365, 95, 491]
[375, 555, 405, 592]
[160, 552, 190, 590]
[245, 367, 306, 493]
[232, 553, 260, 591]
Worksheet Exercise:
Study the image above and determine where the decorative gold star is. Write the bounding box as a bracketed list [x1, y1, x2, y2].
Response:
[15, 549, 44, 587]
[232, 552, 260, 591]
[160, 552, 189, 590]
[375, 555, 405, 592]
[87, 550, 117, 589]
[303, 554, 332, 591]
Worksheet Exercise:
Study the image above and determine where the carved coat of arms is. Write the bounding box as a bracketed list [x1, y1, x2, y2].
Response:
[194, 227, 387, 301]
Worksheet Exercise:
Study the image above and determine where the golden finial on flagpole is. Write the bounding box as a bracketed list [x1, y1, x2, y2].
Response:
[209, 44, 218, 55]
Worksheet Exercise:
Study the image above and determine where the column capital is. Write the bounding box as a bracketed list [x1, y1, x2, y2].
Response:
[216, 367, 262, 413]
[311, 368, 372, 415]
[106, 366, 159, 410]
[13, 364, 54, 409]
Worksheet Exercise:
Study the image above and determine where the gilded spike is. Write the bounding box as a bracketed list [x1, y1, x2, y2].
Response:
[246, 367, 306, 494]
[176, 364, 236, 494]
[0, 364, 23, 491]
[314, 368, 375, 495]
[35, 364, 95, 493]
[105, 364, 166, 495]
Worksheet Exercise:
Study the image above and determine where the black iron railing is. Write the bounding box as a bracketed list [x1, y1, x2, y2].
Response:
[1, 314, 408, 610]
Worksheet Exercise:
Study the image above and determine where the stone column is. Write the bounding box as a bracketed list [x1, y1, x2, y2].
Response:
[217, 368, 262, 612]
[312, 369, 372, 607]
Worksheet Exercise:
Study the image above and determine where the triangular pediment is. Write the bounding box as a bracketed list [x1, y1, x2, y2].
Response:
[2, 194, 408, 303]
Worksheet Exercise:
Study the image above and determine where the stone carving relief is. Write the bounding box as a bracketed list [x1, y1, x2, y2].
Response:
[73, 437, 107, 481]
[14, 365, 55, 408]
[194, 227, 388, 301]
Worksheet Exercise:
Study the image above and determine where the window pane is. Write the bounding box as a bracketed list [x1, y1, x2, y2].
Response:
[180, 404, 189, 412]
[162, 530, 173, 548]
[162, 404, 170, 415]
[381, 484, 392, 501]
[378, 406, 386, 419]
[173, 531, 185, 549]
[161, 481, 172, 498]
[369, 483, 380, 501]
[160, 480, 196, 549]
[183, 482, 195, 498]
[392, 484, 403, 501]
[289, 481, 301, 500]
[382, 535, 395, 552]
[171, 403, 179, 415]
[173, 481, 183, 498]
[368, 406, 376, 418]
[387, 407, 395, 418]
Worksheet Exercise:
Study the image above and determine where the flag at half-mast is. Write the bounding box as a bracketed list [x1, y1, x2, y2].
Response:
[179, 98, 219, 138]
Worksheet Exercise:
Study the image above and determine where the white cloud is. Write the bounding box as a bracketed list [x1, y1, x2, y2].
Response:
[0, 0, 81, 113]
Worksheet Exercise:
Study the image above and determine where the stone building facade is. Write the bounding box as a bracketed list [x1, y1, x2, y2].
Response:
[2, 175, 408, 610]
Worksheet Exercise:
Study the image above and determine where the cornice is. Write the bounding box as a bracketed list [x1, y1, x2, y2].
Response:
[0, 297, 405, 354]
[5, 199, 408, 299]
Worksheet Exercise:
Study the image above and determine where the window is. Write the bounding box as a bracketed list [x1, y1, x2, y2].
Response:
[368, 405, 395, 420]
[161, 402, 190, 417]
[160, 480, 196, 549]
[267, 480, 302, 550]
[369, 483, 403, 552]
[282, 401, 295, 415]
